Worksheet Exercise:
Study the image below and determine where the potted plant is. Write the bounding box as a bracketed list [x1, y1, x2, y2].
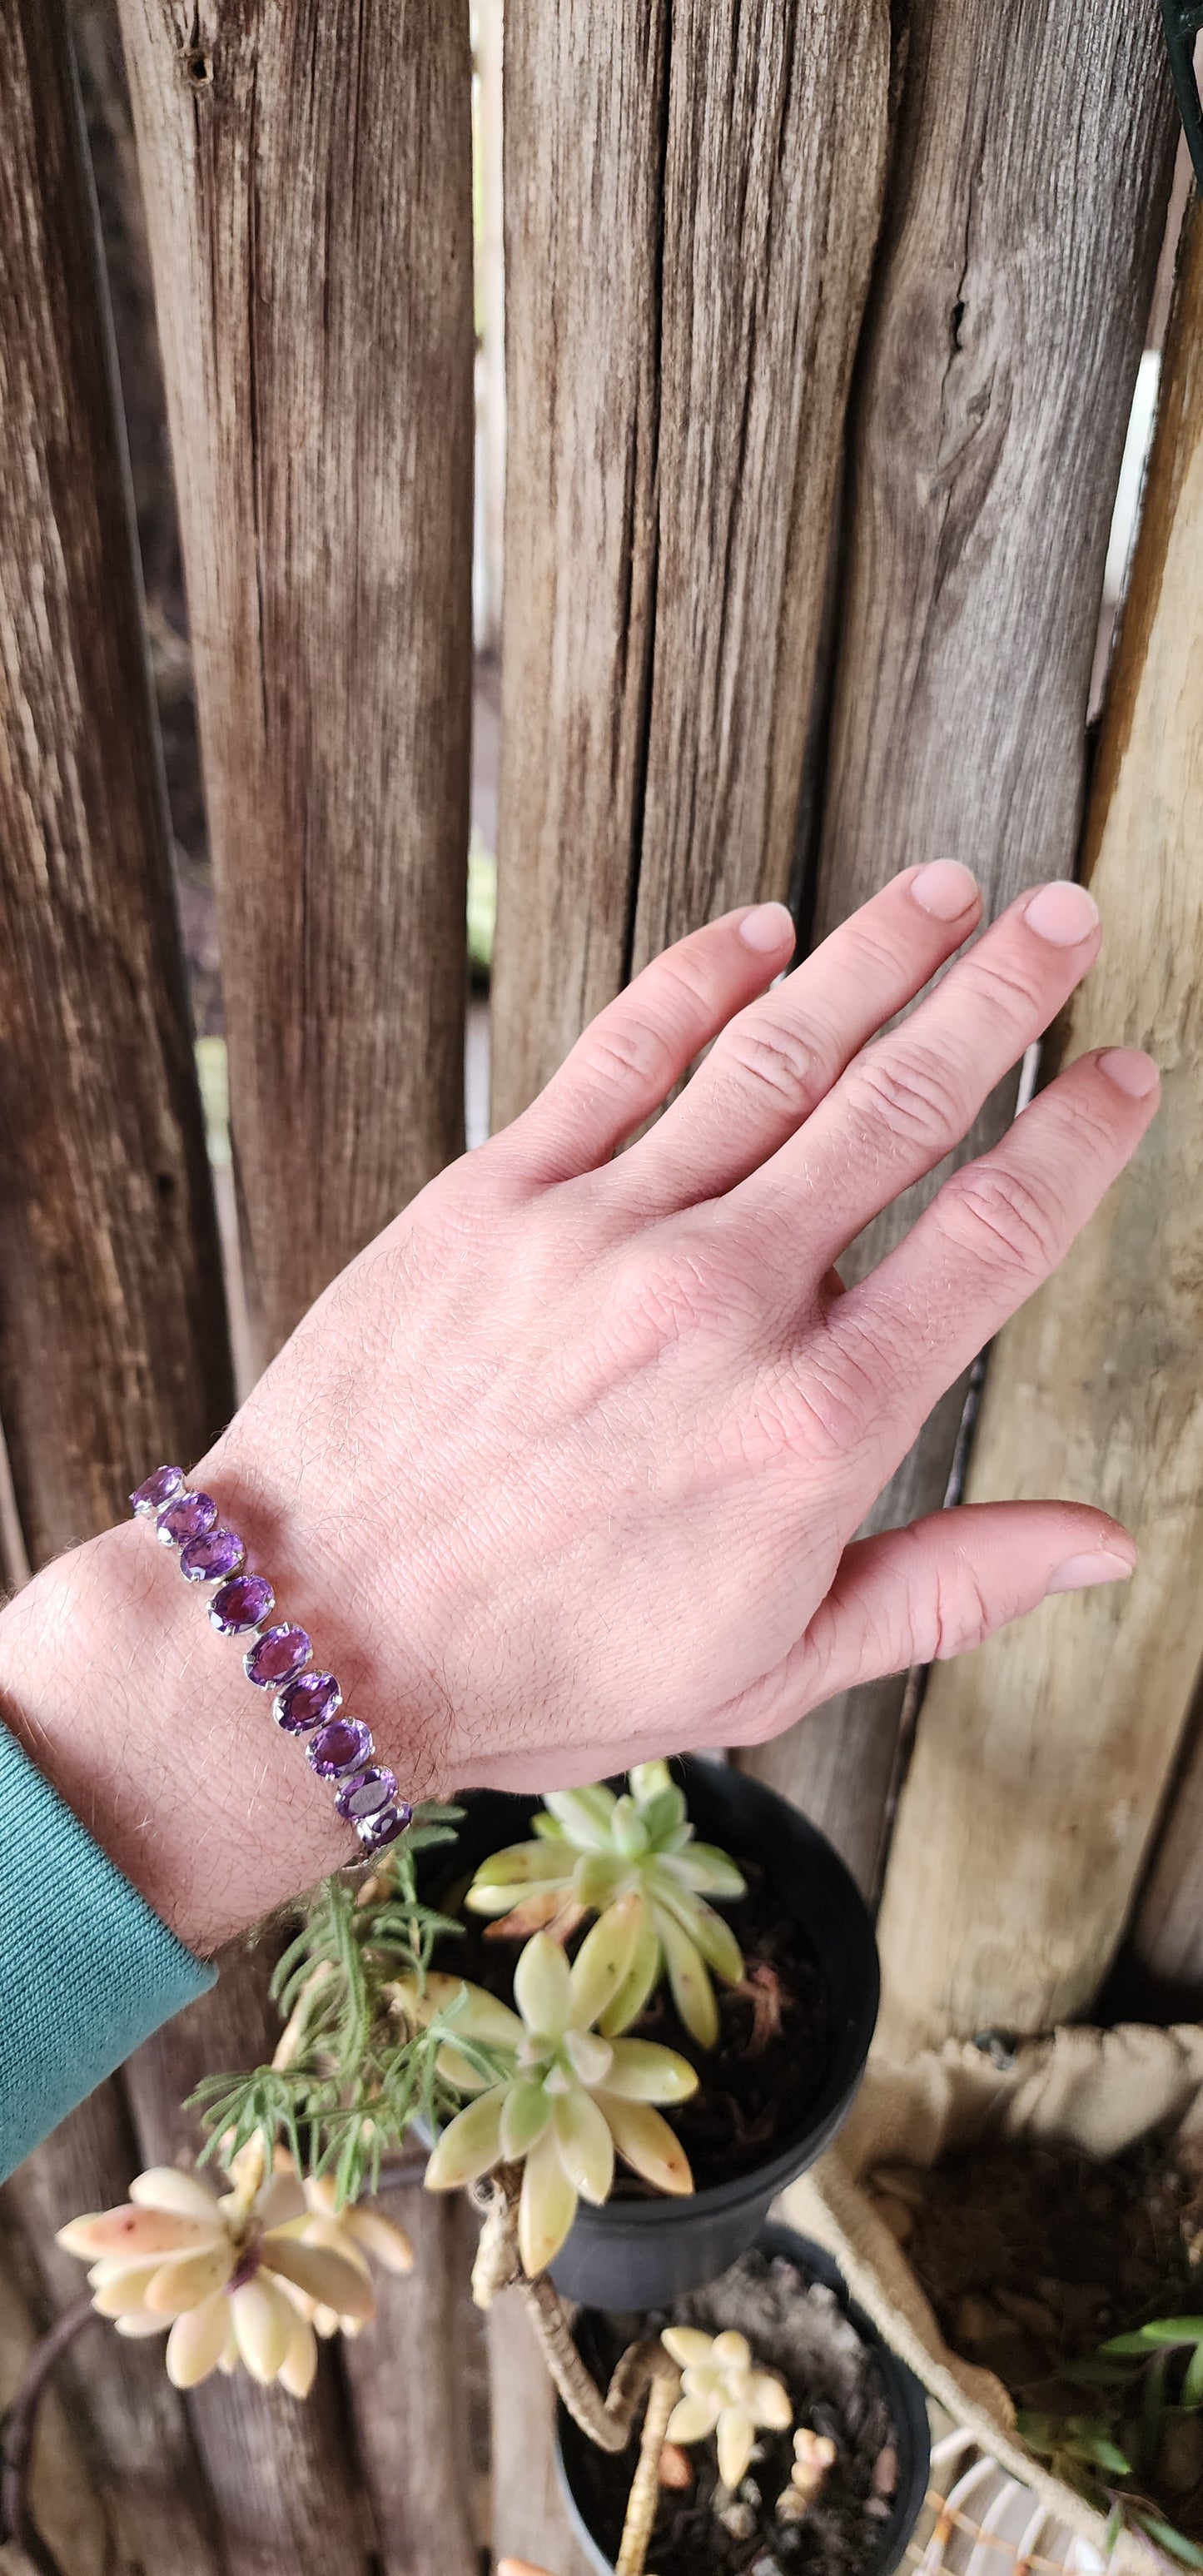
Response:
[21, 1763, 885, 2574]
[793, 2022, 1203, 2574]
[554, 2224, 931, 2576]
[426, 1756, 880, 2304]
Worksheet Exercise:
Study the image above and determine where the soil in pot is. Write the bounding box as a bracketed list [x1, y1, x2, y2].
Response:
[565, 2245, 906, 2576]
[435, 1857, 833, 2194]
[877, 2128, 1203, 2541]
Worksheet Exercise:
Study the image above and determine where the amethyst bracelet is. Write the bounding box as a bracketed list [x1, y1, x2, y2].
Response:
[130, 1465, 412, 1856]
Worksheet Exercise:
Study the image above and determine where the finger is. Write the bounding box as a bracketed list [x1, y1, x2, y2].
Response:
[816, 1044, 1160, 1497]
[496, 902, 796, 1186]
[729, 1500, 1136, 1740]
[612, 860, 982, 1215]
[728, 876, 1101, 1272]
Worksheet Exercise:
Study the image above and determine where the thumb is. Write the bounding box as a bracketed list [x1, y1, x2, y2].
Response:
[792, 1499, 1136, 1715]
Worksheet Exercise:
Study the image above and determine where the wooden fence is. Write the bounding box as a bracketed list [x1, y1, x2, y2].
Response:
[0, 1, 1199, 2570]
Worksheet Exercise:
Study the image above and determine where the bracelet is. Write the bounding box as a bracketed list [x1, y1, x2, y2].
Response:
[129, 1464, 412, 1856]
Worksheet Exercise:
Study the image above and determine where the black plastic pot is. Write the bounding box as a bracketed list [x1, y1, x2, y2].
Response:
[426, 1755, 878, 2305]
[554, 2225, 932, 2576]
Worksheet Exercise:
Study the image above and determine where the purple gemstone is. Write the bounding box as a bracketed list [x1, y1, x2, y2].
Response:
[157, 1489, 217, 1548]
[355, 1803, 412, 1853]
[244, 1624, 311, 1690]
[180, 1526, 246, 1583]
[275, 1672, 341, 1734]
[308, 1716, 374, 1779]
[131, 1465, 183, 1517]
[209, 1573, 275, 1635]
[335, 1764, 398, 1823]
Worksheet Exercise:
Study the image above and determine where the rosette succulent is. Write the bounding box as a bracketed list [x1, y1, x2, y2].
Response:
[661, 2326, 794, 2489]
[422, 1899, 698, 2275]
[54, 2151, 411, 2394]
[465, 1761, 746, 2046]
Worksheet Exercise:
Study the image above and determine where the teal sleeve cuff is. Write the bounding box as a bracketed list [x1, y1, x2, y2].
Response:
[0, 1723, 216, 2181]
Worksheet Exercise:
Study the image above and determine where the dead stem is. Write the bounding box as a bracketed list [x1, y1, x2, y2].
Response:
[469, 2172, 675, 2453]
[616, 2362, 681, 2576]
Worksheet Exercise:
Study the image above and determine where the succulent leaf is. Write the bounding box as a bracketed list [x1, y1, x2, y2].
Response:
[166, 2293, 231, 2389]
[663, 2326, 719, 2370]
[573, 1850, 630, 1911]
[263, 2236, 375, 2322]
[519, 2126, 579, 2275]
[425, 2085, 509, 2191]
[143, 2239, 236, 2316]
[599, 2097, 693, 2196]
[231, 2275, 293, 2384]
[629, 1760, 674, 1801]
[514, 1932, 573, 2039]
[718, 2407, 756, 2490]
[598, 1901, 663, 2038]
[568, 1896, 642, 2027]
[656, 1905, 720, 2047]
[500, 2078, 553, 2161]
[657, 1886, 743, 1987]
[603, 2037, 698, 2102]
[663, 1842, 747, 1899]
[543, 1787, 618, 1850]
[553, 2088, 615, 2205]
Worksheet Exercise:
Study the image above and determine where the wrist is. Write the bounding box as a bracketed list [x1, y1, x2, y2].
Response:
[0, 1435, 439, 1955]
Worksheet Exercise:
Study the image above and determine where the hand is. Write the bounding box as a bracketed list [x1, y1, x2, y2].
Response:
[1, 863, 1156, 1948]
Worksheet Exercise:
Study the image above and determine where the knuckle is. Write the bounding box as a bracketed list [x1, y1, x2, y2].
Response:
[618, 1238, 743, 1354]
[928, 1554, 997, 1660]
[717, 1013, 820, 1122]
[578, 1013, 675, 1099]
[957, 947, 1042, 1032]
[754, 1327, 875, 1463]
[845, 1041, 958, 1156]
[937, 1159, 1059, 1277]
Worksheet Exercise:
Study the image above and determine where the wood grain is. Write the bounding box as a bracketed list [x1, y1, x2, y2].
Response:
[488, 2291, 598, 2576]
[874, 193, 1203, 2049]
[1, 2088, 221, 2575]
[0, 0, 231, 1567]
[117, 0, 474, 1367]
[490, 0, 891, 1127]
[125, 1942, 380, 2576]
[741, 0, 1178, 1889]
[340, 2187, 486, 2576]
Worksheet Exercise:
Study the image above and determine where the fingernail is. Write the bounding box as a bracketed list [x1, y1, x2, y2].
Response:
[1023, 881, 1100, 946]
[1045, 1548, 1136, 1596]
[1098, 1046, 1160, 1099]
[910, 860, 979, 921]
[738, 900, 794, 952]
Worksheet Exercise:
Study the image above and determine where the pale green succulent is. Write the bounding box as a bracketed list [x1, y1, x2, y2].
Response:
[465, 1761, 747, 2048]
[422, 1898, 698, 2275]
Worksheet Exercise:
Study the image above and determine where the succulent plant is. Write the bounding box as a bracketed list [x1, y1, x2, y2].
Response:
[661, 2326, 794, 2490]
[422, 1899, 698, 2275]
[465, 1761, 747, 2047]
[54, 2149, 411, 2395]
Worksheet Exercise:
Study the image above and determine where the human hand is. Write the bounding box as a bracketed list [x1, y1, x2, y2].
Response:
[211, 863, 1153, 1785]
[5, 863, 1156, 1947]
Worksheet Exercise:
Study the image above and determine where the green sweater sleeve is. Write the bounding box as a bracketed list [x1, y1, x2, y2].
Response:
[0, 1723, 215, 2181]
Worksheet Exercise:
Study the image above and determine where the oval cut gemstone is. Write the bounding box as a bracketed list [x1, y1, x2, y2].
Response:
[355, 1803, 412, 1852]
[210, 1573, 275, 1635]
[131, 1465, 183, 1516]
[275, 1672, 341, 1734]
[244, 1624, 311, 1690]
[180, 1527, 246, 1583]
[335, 1765, 398, 1823]
[157, 1489, 217, 1548]
[308, 1716, 373, 1778]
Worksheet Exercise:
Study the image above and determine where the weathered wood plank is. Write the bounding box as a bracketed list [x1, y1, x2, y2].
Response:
[741, 0, 1178, 1890]
[0, 6, 231, 2562]
[874, 193, 1203, 2050]
[1, 2090, 221, 2575]
[117, 0, 474, 1366]
[340, 2187, 485, 2576]
[125, 1942, 379, 2576]
[490, 0, 891, 1128]
[0, 2223, 107, 2576]
[1117, 1666, 1203, 2019]
[488, 2293, 597, 2576]
[0, 0, 231, 1565]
